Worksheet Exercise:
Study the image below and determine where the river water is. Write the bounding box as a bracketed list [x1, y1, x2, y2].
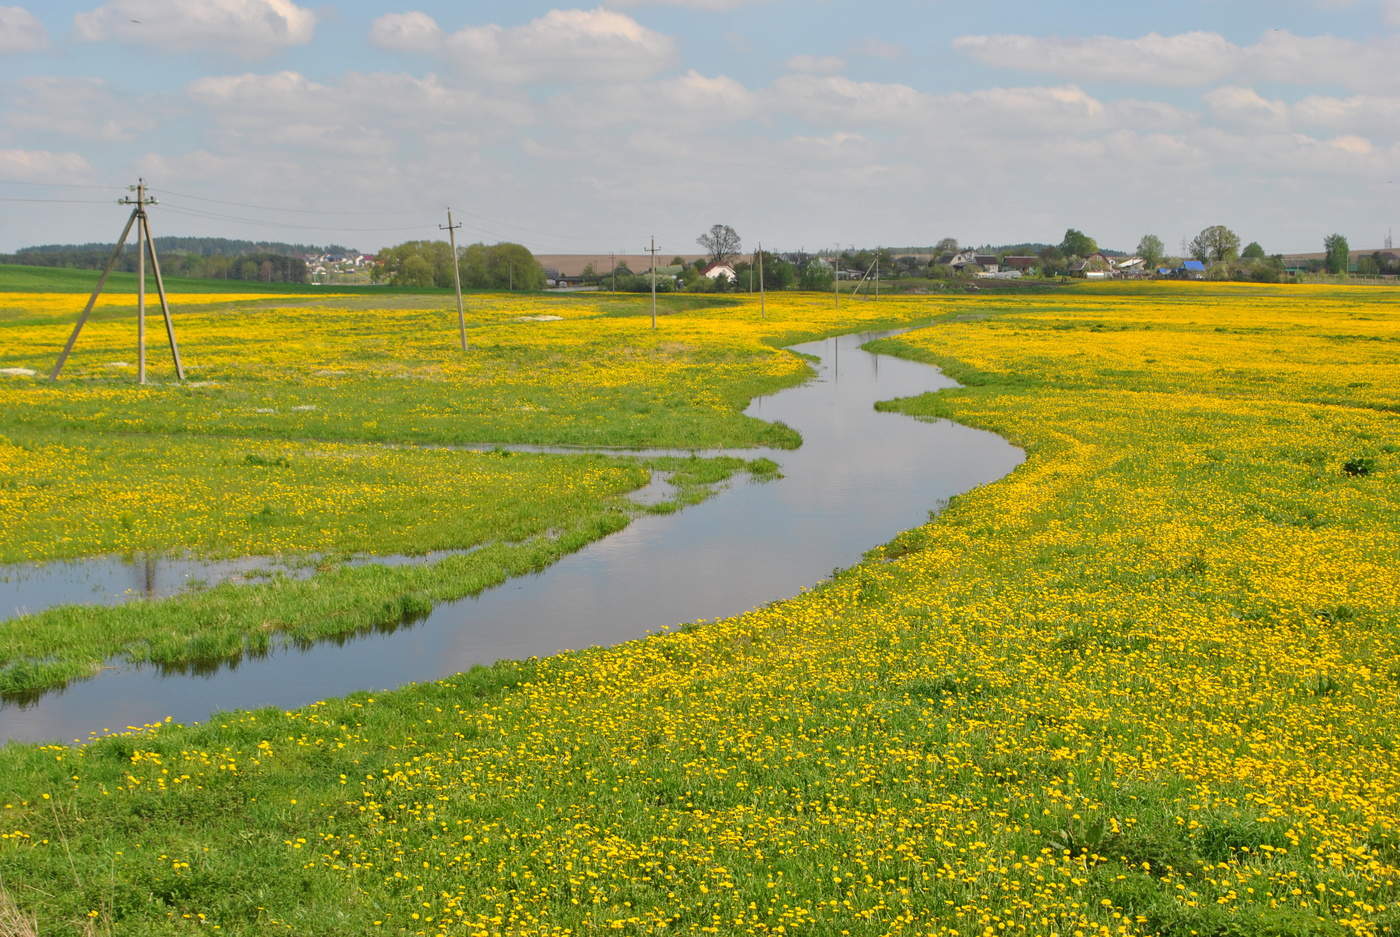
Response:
[0, 329, 1023, 744]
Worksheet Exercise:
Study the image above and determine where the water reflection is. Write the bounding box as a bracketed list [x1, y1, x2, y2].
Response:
[1, 547, 493, 621]
[0, 329, 1024, 744]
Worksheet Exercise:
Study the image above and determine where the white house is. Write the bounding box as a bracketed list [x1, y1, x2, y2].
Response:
[701, 262, 738, 283]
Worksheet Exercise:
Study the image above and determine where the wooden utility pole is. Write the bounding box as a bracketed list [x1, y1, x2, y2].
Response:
[646, 235, 659, 329]
[758, 241, 766, 319]
[833, 250, 840, 310]
[440, 209, 466, 352]
[874, 256, 879, 301]
[135, 180, 146, 380]
[51, 178, 183, 383]
[850, 259, 877, 298]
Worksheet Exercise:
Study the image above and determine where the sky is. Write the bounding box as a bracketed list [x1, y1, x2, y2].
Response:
[1, 0, 1399, 256]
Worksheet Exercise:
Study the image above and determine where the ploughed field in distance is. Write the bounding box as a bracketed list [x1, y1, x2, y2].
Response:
[0, 278, 1397, 936]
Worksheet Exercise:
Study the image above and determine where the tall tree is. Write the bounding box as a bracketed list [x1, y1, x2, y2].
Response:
[696, 225, 742, 265]
[934, 237, 960, 255]
[1242, 241, 1266, 259]
[1037, 245, 1067, 277]
[1060, 229, 1098, 258]
[1189, 225, 1241, 264]
[799, 259, 833, 291]
[1324, 234, 1350, 275]
[461, 242, 546, 290]
[374, 240, 456, 287]
[397, 254, 435, 288]
[755, 250, 796, 290]
[1136, 234, 1165, 268]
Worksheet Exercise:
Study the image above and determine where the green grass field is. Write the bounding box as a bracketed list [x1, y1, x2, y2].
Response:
[0, 285, 798, 698]
[0, 262, 436, 295]
[0, 282, 1397, 936]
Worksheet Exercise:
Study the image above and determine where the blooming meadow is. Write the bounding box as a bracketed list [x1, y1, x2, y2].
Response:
[0, 282, 1397, 935]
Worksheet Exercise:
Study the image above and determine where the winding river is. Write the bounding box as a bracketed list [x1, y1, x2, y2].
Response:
[0, 329, 1023, 744]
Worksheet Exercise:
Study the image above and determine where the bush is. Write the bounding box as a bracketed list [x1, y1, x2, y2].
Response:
[1343, 456, 1376, 477]
[613, 274, 675, 293]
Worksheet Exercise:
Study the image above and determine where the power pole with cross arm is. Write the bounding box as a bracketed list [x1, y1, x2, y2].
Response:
[646, 235, 659, 329]
[440, 209, 467, 352]
[50, 178, 184, 384]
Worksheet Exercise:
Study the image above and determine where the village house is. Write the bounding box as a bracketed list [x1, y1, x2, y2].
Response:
[1069, 252, 1115, 278]
[700, 262, 738, 283]
[943, 250, 1000, 273]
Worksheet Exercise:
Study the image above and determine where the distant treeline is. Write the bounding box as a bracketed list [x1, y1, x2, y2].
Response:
[0, 237, 356, 284]
[373, 241, 546, 290]
[884, 242, 1067, 257]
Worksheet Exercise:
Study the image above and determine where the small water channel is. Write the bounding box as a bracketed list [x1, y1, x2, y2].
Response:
[0, 329, 1024, 744]
[0, 549, 500, 620]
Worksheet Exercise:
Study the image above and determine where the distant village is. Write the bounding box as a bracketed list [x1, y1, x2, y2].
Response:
[7, 230, 1397, 290]
[305, 250, 378, 285]
[534, 249, 1199, 290]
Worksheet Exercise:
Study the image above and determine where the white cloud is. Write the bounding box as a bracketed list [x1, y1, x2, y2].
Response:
[1295, 93, 1400, 134]
[1203, 85, 1287, 129]
[785, 132, 872, 160]
[0, 5, 46, 52]
[942, 84, 1104, 127]
[368, 11, 443, 53]
[118, 70, 540, 238]
[1329, 134, 1373, 155]
[785, 54, 844, 74]
[954, 31, 1236, 86]
[769, 74, 930, 124]
[6, 77, 157, 141]
[768, 76, 1114, 134]
[186, 70, 533, 155]
[955, 29, 1400, 92]
[1386, 0, 1400, 26]
[661, 70, 756, 117]
[1104, 98, 1197, 130]
[10, 10, 1400, 261]
[1098, 130, 1206, 170]
[188, 69, 325, 114]
[852, 38, 905, 60]
[1243, 31, 1400, 92]
[550, 69, 756, 127]
[604, 0, 769, 8]
[73, 0, 316, 57]
[0, 148, 93, 182]
[401, 8, 677, 83]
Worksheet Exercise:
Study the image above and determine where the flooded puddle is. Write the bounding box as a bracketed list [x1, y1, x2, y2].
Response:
[0, 329, 1024, 744]
[0, 547, 514, 621]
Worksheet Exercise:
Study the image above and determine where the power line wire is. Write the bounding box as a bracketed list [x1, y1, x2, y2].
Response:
[6, 178, 619, 252]
[0, 196, 116, 204]
[445, 205, 604, 245]
[153, 188, 430, 218]
[0, 179, 124, 190]
[156, 188, 601, 246]
[160, 204, 600, 252]
[158, 203, 432, 234]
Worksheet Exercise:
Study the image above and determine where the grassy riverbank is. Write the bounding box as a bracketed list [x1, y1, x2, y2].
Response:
[0, 449, 767, 700]
[0, 286, 924, 694]
[1, 283, 1398, 935]
[0, 288, 955, 450]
